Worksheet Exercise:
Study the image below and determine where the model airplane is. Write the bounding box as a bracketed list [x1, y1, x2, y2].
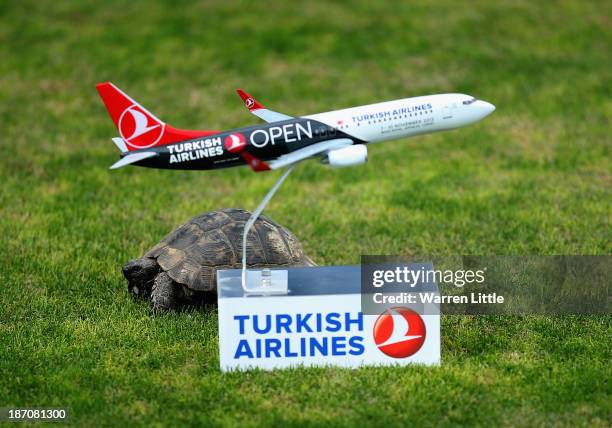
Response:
[96, 82, 495, 171]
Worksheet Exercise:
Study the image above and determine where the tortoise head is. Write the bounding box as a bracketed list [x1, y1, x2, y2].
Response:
[122, 257, 159, 298]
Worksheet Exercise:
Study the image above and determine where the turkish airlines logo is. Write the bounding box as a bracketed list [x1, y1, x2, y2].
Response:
[224, 133, 247, 153]
[373, 307, 426, 358]
[118, 105, 163, 149]
[245, 97, 255, 109]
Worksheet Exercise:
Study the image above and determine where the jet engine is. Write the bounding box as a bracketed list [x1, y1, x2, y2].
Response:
[324, 145, 368, 168]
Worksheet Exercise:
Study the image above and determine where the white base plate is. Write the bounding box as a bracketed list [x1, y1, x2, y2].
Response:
[242, 269, 288, 295]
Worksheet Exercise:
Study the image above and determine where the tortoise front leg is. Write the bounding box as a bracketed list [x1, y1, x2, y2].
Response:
[151, 272, 181, 311]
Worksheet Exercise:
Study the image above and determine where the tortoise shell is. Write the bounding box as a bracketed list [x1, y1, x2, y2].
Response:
[143, 208, 313, 291]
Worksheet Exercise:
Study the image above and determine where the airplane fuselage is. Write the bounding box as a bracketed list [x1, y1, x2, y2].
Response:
[140, 118, 357, 170]
[123, 93, 495, 170]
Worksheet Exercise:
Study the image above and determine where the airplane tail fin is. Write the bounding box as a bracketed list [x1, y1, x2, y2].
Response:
[96, 82, 217, 152]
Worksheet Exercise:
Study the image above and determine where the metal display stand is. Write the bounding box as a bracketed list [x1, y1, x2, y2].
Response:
[241, 165, 295, 295]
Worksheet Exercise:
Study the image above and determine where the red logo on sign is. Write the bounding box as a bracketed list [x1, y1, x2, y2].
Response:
[118, 105, 163, 149]
[373, 307, 426, 358]
[224, 133, 247, 153]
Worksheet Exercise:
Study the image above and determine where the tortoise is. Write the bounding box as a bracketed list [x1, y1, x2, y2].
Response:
[122, 208, 315, 310]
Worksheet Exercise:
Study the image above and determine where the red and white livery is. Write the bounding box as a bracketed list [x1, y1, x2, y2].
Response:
[97, 82, 495, 171]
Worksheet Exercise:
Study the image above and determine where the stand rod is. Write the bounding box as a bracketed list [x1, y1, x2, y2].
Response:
[242, 165, 295, 291]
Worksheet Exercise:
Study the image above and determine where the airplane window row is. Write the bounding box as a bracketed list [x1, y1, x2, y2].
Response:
[463, 98, 477, 105]
[336, 109, 436, 128]
[366, 110, 433, 124]
[314, 127, 338, 137]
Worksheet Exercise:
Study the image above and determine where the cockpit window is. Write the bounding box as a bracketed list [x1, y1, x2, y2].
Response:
[462, 97, 477, 105]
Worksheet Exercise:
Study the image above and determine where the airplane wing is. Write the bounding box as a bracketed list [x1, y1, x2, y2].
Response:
[236, 89, 294, 123]
[268, 138, 353, 170]
[110, 151, 158, 169]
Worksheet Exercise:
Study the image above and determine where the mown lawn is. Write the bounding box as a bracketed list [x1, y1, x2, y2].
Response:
[0, 0, 610, 426]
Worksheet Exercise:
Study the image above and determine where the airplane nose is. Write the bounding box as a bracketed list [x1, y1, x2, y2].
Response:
[474, 100, 495, 118]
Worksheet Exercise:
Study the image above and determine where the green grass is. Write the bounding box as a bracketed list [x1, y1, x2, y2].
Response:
[0, 0, 610, 426]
